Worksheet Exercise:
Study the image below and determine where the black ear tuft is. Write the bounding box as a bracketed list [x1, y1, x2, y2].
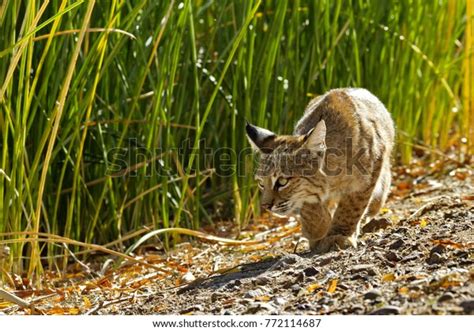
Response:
[245, 122, 277, 153]
[245, 122, 260, 144]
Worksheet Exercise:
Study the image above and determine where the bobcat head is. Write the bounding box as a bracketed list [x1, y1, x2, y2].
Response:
[246, 120, 328, 216]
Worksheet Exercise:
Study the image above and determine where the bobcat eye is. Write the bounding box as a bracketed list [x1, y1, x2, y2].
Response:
[276, 177, 290, 189]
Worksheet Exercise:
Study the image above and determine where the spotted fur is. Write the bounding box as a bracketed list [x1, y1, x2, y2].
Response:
[246, 88, 395, 253]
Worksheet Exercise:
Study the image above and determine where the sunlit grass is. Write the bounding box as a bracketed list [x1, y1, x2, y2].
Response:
[0, 0, 469, 277]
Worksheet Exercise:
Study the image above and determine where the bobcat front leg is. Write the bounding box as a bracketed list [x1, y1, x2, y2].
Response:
[297, 202, 332, 249]
[313, 189, 372, 253]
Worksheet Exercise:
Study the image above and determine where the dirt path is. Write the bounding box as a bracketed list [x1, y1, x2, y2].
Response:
[1, 170, 472, 315]
[113, 175, 473, 315]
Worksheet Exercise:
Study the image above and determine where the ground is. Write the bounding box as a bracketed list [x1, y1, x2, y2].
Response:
[0, 160, 473, 315]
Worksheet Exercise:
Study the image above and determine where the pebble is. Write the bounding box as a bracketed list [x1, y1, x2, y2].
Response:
[337, 283, 350, 290]
[225, 279, 241, 289]
[317, 297, 331, 305]
[370, 305, 401, 315]
[179, 304, 204, 314]
[430, 245, 447, 255]
[279, 254, 300, 265]
[254, 276, 271, 286]
[303, 266, 319, 277]
[210, 292, 226, 301]
[295, 272, 306, 283]
[437, 292, 455, 303]
[401, 252, 421, 262]
[290, 284, 302, 293]
[389, 238, 405, 250]
[385, 251, 400, 262]
[427, 252, 445, 265]
[362, 217, 392, 233]
[460, 300, 474, 314]
[273, 297, 287, 306]
[318, 256, 334, 266]
[245, 302, 276, 314]
[350, 264, 377, 276]
[351, 304, 365, 313]
[364, 289, 382, 300]
[297, 303, 312, 310]
[180, 271, 196, 283]
[394, 226, 409, 235]
[243, 289, 264, 298]
[410, 278, 429, 286]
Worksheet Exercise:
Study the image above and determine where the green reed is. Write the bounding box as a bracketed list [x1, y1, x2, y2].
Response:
[0, 0, 468, 276]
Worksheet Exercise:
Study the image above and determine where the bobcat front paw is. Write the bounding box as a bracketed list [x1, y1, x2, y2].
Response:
[310, 234, 356, 253]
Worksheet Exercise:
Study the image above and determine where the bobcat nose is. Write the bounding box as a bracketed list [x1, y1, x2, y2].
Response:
[261, 202, 273, 212]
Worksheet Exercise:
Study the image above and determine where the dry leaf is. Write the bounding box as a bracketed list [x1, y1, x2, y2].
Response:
[439, 279, 462, 288]
[382, 273, 396, 282]
[429, 275, 463, 290]
[83, 296, 91, 309]
[0, 301, 13, 309]
[327, 279, 338, 293]
[398, 287, 409, 295]
[432, 239, 470, 249]
[46, 307, 81, 315]
[396, 181, 412, 190]
[255, 295, 271, 302]
[453, 169, 470, 180]
[307, 283, 322, 293]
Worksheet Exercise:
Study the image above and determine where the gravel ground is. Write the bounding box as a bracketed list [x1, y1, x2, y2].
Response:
[113, 176, 473, 315]
[2, 172, 472, 315]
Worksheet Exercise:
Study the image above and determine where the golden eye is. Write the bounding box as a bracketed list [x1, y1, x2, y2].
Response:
[277, 177, 289, 187]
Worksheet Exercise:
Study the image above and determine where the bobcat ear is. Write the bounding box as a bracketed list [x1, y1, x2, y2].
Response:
[303, 120, 326, 151]
[246, 121, 277, 153]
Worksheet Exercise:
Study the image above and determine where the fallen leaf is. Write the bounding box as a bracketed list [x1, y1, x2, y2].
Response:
[382, 273, 396, 282]
[432, 239, 472, 249]
[396, 181, 412, 190]
[462, 195, 474, 201]
[0, 301, 13, 309]
[96, 278, 112, 288]
[83, 296, 91, 309]
[54, 294, 65, 302]
[429, 275, 464, 290]
[439, 279, 463, 288]
[255, 295, 271, 302]
[327, 279, 338, 293]
[409, 218, 429, 227]
[46, 307, 81, 315]
[409, 291, 423, 299]
[453, 169, 470, 180]
[398, 287, 409, 295]
[307, 283, 322, 293]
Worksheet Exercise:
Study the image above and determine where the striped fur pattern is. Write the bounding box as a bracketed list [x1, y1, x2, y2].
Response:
[246, 88, 395, 253]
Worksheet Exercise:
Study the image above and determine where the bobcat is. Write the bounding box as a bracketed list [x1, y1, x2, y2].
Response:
[246, 88, 395, 253]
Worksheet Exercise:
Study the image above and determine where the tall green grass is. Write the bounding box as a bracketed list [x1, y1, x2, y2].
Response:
[0, 0, 469, 277]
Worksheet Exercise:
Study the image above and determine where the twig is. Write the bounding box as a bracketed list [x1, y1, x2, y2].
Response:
[0, 289, 43, 314]
[62, 243, 97, 277]
[85, 293, 150, 315]
[405, 196, 463, 222]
